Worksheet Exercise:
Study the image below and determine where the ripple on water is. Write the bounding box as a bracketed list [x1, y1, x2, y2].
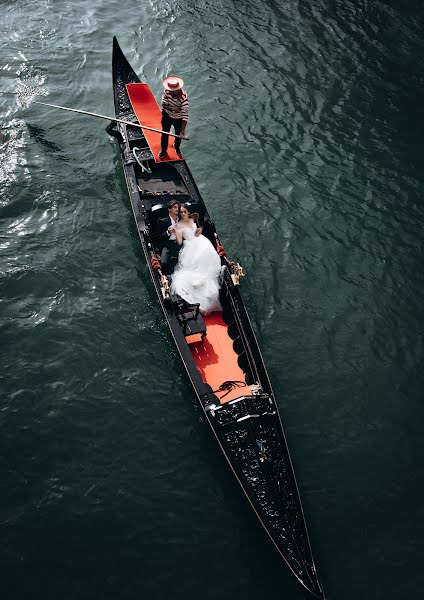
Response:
[0, 119, 31, 192]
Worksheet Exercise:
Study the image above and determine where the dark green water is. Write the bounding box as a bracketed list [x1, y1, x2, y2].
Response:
[2, 1, 424, 598]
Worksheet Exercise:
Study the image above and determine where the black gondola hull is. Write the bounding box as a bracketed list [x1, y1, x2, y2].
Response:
[109, 36, 324, 599]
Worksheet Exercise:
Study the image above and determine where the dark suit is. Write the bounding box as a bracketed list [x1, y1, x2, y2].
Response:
[153, 216, 182, 275]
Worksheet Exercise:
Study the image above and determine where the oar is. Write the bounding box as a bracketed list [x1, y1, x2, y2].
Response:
[33, 100, 189, 140]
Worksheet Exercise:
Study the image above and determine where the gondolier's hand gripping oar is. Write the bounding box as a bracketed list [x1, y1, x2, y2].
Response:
[33, 101, 190, 140]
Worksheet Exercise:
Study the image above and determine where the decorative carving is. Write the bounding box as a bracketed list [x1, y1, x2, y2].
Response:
[231, 262, 245, 286]
[160, 274, 170, 300]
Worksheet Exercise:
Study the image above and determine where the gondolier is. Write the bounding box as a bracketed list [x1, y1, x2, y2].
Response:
[158, 75, 189, 158]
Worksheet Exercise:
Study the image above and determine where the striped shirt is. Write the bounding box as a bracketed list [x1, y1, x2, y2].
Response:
[161, 90, 189, 121]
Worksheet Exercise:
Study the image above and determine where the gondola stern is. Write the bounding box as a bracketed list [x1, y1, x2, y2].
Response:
[112, 36, 129, 68]
[111, 36, 141, 115]
[112, 35, 124, 61]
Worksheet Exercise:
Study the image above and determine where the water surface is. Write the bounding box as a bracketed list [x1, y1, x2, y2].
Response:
[1, 1, 424, 598]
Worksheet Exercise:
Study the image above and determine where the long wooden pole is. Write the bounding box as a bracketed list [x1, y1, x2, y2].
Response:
[33, 100, 189, 140]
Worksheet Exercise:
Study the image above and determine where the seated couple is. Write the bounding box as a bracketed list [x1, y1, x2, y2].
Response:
[154, 200, 222, 315]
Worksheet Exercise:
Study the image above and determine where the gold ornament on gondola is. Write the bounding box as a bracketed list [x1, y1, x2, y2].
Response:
[230, 262, 245, 286]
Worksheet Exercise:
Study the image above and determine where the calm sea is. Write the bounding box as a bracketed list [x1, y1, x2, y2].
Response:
[1, 1, 424, 598]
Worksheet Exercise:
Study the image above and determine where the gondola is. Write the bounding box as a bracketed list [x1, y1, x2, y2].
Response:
[107, 36, 324, 599]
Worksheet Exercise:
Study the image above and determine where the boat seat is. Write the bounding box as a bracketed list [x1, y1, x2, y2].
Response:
[174, 298, 206, 340]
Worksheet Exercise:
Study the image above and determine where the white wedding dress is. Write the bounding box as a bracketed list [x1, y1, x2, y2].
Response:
[171, 221, 222, 314]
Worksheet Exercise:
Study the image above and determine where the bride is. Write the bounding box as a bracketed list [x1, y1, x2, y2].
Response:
[170, 204, 222, 314]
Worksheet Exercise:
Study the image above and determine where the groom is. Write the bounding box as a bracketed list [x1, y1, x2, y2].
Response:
[153, 200, 182, 275]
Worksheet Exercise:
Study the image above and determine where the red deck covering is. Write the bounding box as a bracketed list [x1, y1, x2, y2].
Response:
[189, 313, 251, 403]
[126, 83, 183, 163]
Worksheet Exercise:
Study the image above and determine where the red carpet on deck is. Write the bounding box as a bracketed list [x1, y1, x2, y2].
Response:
[189, 313, 251, 403]
[126, 83, 183, 163]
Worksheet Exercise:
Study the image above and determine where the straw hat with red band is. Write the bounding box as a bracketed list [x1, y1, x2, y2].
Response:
[162, 75, 184, 91]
